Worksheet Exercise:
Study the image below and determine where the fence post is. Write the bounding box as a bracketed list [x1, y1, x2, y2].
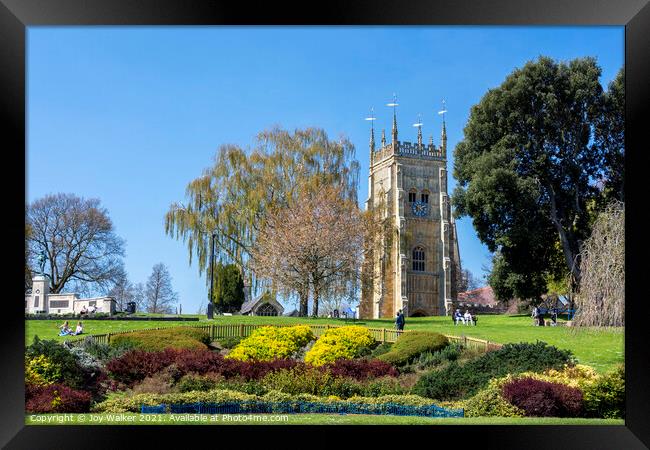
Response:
[382, 328, 386, 343]
[107, 333, 111, 344]
[463, 335, 467, 347]
[239, 324, 245, 337]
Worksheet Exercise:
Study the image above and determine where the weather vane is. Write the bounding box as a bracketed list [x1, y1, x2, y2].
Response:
[386, 93, 399, 110]
[364, 107, 376, 129]
[412, 113, 423, 128]
[438, 99, 448, 122]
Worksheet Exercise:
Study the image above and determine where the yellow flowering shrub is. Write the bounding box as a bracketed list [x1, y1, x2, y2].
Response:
[518, 364, 600, 389]
[304, 326, 375, 366]
[226, 325, 314, 362]
[25, 354, 61, 386]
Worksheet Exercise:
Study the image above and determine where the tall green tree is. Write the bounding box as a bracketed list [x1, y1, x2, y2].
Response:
[453, 57, 623, 301]
[165, 127, 359, 297]
[212, 263, 245, 313]
[595, 67, 624, 203]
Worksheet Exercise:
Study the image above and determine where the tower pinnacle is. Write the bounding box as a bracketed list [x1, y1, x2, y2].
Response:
[387, 93, 399, 144]
[365, 107, 376, 153]
[414, 114, 423, 147]
[438, 99, 448, 156]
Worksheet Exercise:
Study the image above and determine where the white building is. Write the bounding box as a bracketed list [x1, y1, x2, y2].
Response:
[25, 275, 116, 315]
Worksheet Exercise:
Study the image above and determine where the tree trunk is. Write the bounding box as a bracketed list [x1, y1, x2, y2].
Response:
[312, 287, 319, 318]
[547, 185, 581, 283]
[299, 290, 309, 317]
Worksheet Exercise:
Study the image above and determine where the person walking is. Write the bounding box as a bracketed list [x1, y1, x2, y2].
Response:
[396, 310, 405, 331]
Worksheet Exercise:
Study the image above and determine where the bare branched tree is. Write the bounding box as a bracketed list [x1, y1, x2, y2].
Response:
[573, 201, 624, 327]
[132, 282, 146, 312]
[26, 193, 125, 294]
[107, 268, 137, 312]
[250, 185, 364, 317]
[144, 263, 179, 314]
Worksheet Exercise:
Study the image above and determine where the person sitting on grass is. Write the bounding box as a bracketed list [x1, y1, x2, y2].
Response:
[71, 321, 83, 336]
[58, 321, 72, 336]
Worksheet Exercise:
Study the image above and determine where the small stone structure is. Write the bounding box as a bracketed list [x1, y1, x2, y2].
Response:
[239, 287, 284, 316]
[25, 275, 116, 315]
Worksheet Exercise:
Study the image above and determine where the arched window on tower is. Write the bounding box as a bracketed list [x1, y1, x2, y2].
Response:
[421, 190, 430, 204]
[412, 246, 425, 272]
[408, 189, 417, 204]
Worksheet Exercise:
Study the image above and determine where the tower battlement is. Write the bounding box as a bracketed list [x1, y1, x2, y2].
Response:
[373, 141, 445, 162]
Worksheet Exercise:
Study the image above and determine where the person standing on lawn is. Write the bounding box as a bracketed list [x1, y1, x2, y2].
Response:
[397, 310, 406, 331]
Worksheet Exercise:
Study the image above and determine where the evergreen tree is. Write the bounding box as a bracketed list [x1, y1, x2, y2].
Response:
[211, 263, 245, 313]
[453, 56, 624, 301]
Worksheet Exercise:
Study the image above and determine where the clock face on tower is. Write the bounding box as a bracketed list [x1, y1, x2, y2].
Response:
[412, 201, 428, 217]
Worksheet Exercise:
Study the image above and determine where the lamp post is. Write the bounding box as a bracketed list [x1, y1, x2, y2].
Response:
[208, 232, 216, 312]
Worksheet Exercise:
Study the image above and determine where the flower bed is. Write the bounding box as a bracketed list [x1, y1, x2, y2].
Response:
[226, 325, 314, 362]
[304, 326, 374, 366]
[93, 388, 463, 417]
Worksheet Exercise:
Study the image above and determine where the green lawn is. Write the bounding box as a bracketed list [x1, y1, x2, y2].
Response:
[24, 413, 624, 426]
[25, 314, 623, 373]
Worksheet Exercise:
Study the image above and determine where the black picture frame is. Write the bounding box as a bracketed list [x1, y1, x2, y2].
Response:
[2, 0, 648, 448]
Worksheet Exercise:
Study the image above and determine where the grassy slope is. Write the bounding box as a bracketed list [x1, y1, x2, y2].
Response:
[25, 314, 623, 373]
[24, 413, 624, 426]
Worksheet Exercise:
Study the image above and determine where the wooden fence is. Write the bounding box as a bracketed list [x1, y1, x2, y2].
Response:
[65, 322, 503, 353]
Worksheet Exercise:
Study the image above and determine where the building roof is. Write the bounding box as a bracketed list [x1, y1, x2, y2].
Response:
[240, 292, 284, 315]
[457, 286, 498, 307]
[240, 295, 262, 314]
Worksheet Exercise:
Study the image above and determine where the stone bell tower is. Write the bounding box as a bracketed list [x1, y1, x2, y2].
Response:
[360, 98, 461, 319]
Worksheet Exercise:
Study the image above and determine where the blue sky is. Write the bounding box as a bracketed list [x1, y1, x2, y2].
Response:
[27, 26, 623, 314]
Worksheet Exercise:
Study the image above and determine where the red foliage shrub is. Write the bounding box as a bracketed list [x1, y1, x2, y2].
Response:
[502, 377, 583, 417]
[25, 383, 92, 413]
[322, 358, 399, 380]
[174, 349, 228, 375]
[105, 348, 178, 385]
[106, 348, 302, 384]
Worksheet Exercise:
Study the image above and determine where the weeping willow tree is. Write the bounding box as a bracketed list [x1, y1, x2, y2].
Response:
[573, 201, 624, 327]
[165, 127, 360, 297]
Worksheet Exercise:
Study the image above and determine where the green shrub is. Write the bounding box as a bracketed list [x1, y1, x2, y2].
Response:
[369, 342, 393, 358]
[217, 336, 242, 349]
[412, 343, 462, 371]
[109, 327, 210, 351]
[79, 339, 136, 363]
[361, 376, 407, 397]
[304, 326, 375, 366]
[378, 332, 449, 367]
[345, 394, 437, 407]
[412, 341, 574, 401]
[26, 336, 84, 388]
[226, 326, 314, 362]
[261, 366, 364, 399]
[176, 373, 223, 393]
[93, 389, 258, 413]
[463, 379, 525, 418]
[25, 354, 62, 386]
[582, 365, 625, 419]
[94, 388, 447, 414]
